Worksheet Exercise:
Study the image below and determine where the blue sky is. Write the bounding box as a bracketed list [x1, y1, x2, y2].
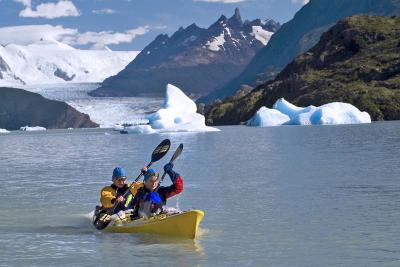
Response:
[0, 0, 308, 50]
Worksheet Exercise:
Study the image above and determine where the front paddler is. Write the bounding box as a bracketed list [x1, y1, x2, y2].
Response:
[100, 167, 143, 214]
[131, 163, 183, 218]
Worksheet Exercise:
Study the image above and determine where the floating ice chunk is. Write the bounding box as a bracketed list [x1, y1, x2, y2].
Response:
[122, 125, 156, 134]
[20, 126, 47, 131]
[247, 107, 290, 127]
[113, 123, 125, 131]
[248, 98, 371, 127]
[310, 102, 371, 125]
[0, 128, 10, 133]
[122, 84, 219, 134]
[273, 98, 316, 119]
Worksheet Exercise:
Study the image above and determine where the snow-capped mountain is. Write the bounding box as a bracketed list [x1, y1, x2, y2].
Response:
[0, 39, 139, 87]
[91, 8, 280, 97]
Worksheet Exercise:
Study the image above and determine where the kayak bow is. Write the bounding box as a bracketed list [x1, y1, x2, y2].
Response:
[104, 210, 204, 239]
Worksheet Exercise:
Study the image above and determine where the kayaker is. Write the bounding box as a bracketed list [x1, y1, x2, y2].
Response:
[99, 167, 143, 214]
[131, 163, 183, 218]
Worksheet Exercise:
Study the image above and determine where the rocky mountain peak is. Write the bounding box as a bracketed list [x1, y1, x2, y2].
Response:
[229, 8, 243, 26]
[92, 9, 280, 97]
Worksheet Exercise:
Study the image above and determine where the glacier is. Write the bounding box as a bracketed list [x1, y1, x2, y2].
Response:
[123, 84, 220, 134]
[0, 40, 138, 86]
[22, 83, 164, 128]
[247, 98, 371, 127]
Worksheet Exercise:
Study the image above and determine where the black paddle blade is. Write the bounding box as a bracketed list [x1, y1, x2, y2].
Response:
[93, 209, 113, 230]
[170, 143, 183, 162]
[159, 143, 184, 183]
[151, 139, 171, 163]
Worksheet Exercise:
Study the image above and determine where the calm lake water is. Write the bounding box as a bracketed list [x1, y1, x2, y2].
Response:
[0, 123, 399, 266]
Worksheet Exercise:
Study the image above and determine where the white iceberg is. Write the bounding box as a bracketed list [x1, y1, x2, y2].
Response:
[308, 102, 371, 125]
[122, 84, 219, 134]
[247, 107, 290, 127]
[273, 98, 317, 119]
[20, 126, 47, 131]
[0, 128, 10, 134]
[123, 124, 156, 134]
[247, 98, 371, 127]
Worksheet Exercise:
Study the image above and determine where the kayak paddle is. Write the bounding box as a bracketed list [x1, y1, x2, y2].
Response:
[93, 139, 171, 230]
[159, 143, 183, 185]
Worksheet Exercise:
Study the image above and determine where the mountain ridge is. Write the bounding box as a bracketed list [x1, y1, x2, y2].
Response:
[0, 87, 98, 130]
[205, 15, 400, 125]
[90, 8, 280, 97]
[200, 0, 400, 103]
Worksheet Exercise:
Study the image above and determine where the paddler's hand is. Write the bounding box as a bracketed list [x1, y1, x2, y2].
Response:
[141, 166, 148, 174]
[116, 196, 125, 203]
[163, 163, 174, 173]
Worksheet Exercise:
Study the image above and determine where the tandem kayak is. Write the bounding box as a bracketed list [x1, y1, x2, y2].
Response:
[104, 209, 204, 239]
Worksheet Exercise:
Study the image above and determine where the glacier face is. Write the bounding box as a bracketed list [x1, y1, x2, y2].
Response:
[23, 83, 164, 128]
[247, 98, 371, 127]
[0, 40, 139, 86]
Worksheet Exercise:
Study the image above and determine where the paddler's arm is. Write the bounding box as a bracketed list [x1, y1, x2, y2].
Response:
[159, 163, 183, 199]
[100, 186, 116, 208]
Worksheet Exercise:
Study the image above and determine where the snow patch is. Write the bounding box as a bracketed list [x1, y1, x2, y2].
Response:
[251, 26, 274, 46]
[247, 98, 371, 127]
[205, 33, 225, 52]
[122, 84, 219, 134]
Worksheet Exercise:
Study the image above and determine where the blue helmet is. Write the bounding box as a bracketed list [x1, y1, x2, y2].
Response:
[144, 168, 159, 181]
[112, 167, 127, 181]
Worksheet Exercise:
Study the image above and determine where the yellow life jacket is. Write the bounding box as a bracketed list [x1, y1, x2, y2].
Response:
[100, 182, 144, 208]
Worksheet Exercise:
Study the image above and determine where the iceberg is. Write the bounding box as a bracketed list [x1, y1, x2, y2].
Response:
[273, 98, 317, 119]
[247, 107, 290, 127]
[122, 84, 219, 134]
[247, 98, 371, 127]
[20, 126, 47, 131]
[0, 128, 10, 134]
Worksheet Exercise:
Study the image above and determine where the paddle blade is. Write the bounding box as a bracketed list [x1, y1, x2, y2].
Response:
[170, 143, 183, 162]
[93, 209, 113, 230]
[151, 139, 171, 163]
[159, 143, 184, 183]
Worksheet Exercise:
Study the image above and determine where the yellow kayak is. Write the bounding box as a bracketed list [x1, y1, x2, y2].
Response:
[105, 210, 204, 239]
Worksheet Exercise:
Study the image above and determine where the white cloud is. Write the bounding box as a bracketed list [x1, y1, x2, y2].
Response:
[92, 8, 117, 15]
[291, 0, 310, 5]
[0, 24, 77, 45]
[0, 25, 149, 50]
[15, 0, 80, 19]
[69, 26, 150, 49]
[193, 0, 247, 3]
